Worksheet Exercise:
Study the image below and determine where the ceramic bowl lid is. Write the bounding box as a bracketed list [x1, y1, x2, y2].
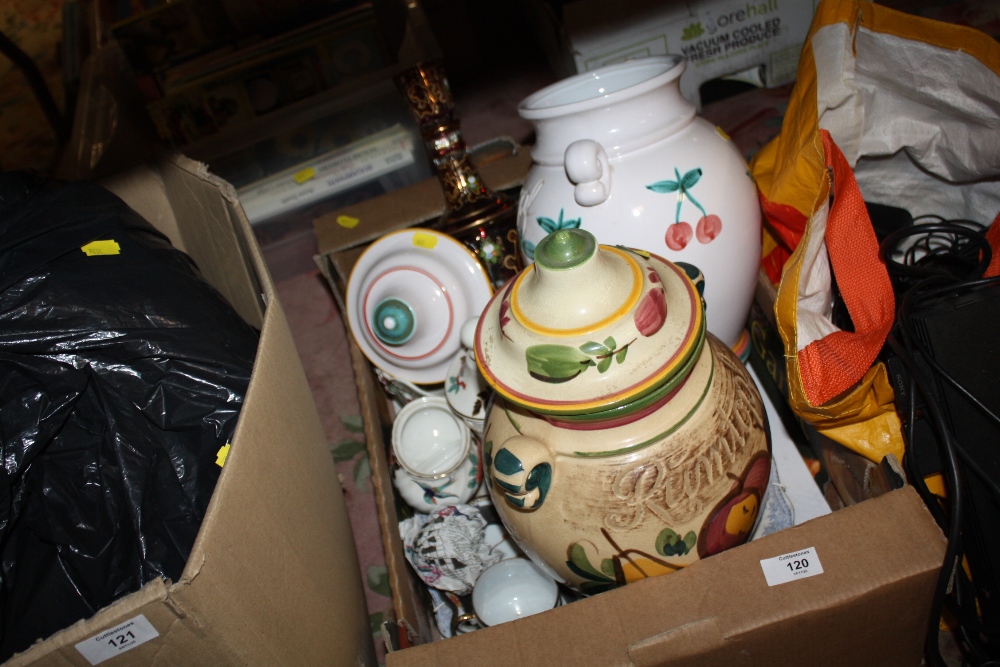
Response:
[346, 229, 493, 385]
[474, 228, 704, 416]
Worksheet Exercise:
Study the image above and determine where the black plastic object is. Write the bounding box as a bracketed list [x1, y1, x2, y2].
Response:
[0, 171, 260, 660]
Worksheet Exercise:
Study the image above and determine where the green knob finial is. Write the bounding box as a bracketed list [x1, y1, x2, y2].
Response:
[372, 298, 415, 345]
[535, 228, 597, 270]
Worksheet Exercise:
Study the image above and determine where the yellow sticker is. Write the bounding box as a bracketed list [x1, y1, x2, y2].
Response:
[337, 215, 360, 229]
[412, 232, 438, 249]
[215, 442, 231, 468]
[715, 126, 731, 142]
[81, 240, 120, 256]
[923, 472, 947, 498]
[293, 167, 316, 184]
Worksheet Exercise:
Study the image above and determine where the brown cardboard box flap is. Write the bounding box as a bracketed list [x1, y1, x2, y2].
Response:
[6, 580, 228, 667]
[387, 486, 944, 666]
[102, 154, 267, 329]
[313, 148, 532, 257]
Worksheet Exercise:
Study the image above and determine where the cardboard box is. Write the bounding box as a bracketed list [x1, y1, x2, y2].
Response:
[314, 148, 948, 665]
[387, 488, 941, 666]
[526, 0, 818, 108]
[9, 153, 373, 666]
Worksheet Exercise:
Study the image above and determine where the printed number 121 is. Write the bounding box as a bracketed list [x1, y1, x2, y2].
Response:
[108, 631, 135, 648]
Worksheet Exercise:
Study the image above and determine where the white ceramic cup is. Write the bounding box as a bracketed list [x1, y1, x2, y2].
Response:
[472, 557, 560, 626]
[393, 396, 471, 479]
[391, 396, 479, 511]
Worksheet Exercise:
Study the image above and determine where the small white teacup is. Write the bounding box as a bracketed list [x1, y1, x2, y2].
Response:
[391, 396, 481, 511]
[472, 557, 560, 627]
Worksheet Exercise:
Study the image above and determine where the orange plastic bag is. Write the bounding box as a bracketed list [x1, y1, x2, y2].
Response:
[750, 0, 1000, 463]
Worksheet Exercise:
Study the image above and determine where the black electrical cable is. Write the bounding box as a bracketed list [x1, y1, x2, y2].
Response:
[896, 277, 1000, 503]
[893, 277, 988, 666]
[901, 278, 1000, 439]
[901, 370, 949, 526]
[880, 223, 992, 284]
[885, 333, 965, 667]
[0, 30, 68, 146]
[878, 218, 999, 666]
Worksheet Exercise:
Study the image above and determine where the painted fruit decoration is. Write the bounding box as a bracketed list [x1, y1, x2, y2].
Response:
[647, 167, 723, 251]
[698, 455, 770, 557]
[565, 524, 697, 595]
[696, 214, 722, 243]
[633, 287, 666, 336]
[664, 221, 693, 252]
[629, 259, 669, 336]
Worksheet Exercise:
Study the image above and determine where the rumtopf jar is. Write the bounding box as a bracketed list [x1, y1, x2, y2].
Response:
[474, 228, 770, 593]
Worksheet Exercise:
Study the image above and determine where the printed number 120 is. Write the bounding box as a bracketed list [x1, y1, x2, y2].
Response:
[786, 558, 809, 572]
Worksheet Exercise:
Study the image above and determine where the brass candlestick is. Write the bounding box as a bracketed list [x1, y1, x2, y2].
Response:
[395, 61, 521, 289]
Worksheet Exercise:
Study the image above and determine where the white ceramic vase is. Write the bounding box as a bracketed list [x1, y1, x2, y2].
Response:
[516, 55, 762, 351]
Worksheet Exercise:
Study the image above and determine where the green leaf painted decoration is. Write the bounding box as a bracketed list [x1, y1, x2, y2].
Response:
[529, 337, 637, 382]
[483, 439, 494, 470]
[493, 447, 524, 476]
[655, 527, 698, 557]
[579, 341, 608, 355]
[568, 543, 608, 581]
[525, 462, 552, 506]
[647, 180, 681, 193]
[521, 239, 536, 263]
[647, 167, 708, 223]
[681, 168, 702, 190]
[566, 543, 620, 595]
[526, 344, 594, 382]
[537, 209, 582, 235]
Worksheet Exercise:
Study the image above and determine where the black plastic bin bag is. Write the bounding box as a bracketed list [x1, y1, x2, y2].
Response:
[0, 171, 260, 660]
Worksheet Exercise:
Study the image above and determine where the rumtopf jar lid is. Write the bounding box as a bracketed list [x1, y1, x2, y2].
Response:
[474, 228, 705, 417]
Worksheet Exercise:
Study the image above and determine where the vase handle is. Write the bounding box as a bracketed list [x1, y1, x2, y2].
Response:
[489, 435, 553, 510]
[565, 139, 610, 206]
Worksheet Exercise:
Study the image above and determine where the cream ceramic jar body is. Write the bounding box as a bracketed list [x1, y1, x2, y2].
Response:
[517, 56, 762, 350]
[481, 336, 771, 593]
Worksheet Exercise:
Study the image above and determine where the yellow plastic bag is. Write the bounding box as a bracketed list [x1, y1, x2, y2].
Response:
[750, 0, 1000, 463]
